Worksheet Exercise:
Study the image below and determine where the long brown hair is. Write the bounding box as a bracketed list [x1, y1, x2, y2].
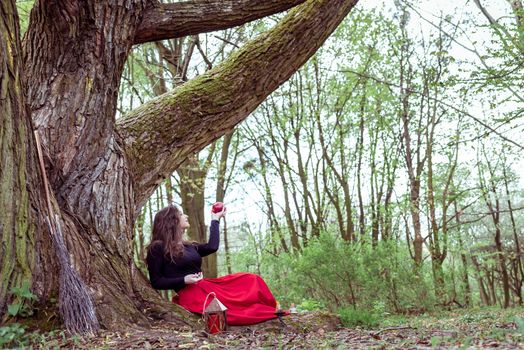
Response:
[148, 204, 187, 262]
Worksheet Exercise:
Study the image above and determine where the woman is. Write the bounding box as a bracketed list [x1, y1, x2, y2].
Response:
[146, 204, 284, 326]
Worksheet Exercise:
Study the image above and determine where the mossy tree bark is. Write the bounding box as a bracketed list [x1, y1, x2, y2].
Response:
[0, 0, 33, 317]
[0, 0, 55, 319]
[3, 0, 358, 329]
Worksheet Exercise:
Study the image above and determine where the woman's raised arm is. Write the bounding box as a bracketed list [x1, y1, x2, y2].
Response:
[196, 220, 220, 257]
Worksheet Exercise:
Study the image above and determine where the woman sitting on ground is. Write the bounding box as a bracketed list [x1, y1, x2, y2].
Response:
[146, 204, 284, 325]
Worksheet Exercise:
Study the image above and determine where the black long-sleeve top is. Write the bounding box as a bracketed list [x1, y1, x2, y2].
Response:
[146, 220, 219, 292]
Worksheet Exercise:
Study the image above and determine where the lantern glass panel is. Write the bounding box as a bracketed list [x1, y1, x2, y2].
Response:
[204, 311, 227, 334]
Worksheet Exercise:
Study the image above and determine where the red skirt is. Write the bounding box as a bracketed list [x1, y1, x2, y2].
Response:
[173, 272, 286, 326]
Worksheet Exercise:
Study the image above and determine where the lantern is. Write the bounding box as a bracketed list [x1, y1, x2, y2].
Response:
[202, 292, 228, 334]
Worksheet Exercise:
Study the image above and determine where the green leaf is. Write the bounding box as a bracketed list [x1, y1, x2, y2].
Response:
[7, 303, 21, 316]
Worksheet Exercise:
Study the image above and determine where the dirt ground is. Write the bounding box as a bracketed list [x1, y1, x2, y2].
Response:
[7, 309, 524, 349]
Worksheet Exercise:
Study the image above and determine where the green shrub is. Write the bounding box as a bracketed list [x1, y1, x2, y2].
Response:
[0, 282, 38, 349]
[8, 281, 38, 318]
[296, 299, 324, 312]
[338, 307, 380, 328]
[228, 226, 445, 317]
[255, 231, 435, 314]
[0, 324, 28, 349]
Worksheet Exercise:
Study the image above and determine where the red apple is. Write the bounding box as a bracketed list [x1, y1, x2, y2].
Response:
[212, 202, 224, 213]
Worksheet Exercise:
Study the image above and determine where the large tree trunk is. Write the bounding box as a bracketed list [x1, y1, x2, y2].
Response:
[0, 0, 55, 319]
[21, 0, 191, 329]
[0, 0, 34, 316]
[11, 0, 357, 330]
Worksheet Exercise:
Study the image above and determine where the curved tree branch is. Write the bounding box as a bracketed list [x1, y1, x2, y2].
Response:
[119, 0, 359, 208]
[134, 0, 307, 44]
[472, 0, 498, 26]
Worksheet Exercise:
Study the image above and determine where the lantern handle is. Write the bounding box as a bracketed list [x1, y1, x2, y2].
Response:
[202, 291, 217, 319]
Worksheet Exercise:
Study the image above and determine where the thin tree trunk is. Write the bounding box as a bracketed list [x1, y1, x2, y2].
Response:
[425, 100, 446, 300]
[503, 166, 523, 304]
[264, 103, 300, 251]
[253, 143, 288, 253]
[356, 88, 367, 238]
[166, 176, 174, 204]
[479, 154, 511, 308]
[322, 159, 345, 239]
[397, 7, 425, 268]
[368, 118, 380, 245]
[295, 71, 319, 241]
[216, 131, 234, 275]
[400, 69, 423, 267]
[454, 203, 471, 307]
[487, 269, 498, 307]
[316, 107, 355, 242]
[494, 223, 511, 308]
[471, 255, 491, 306]
[178, 154, 217, 277]
[381, 132, 398, 241]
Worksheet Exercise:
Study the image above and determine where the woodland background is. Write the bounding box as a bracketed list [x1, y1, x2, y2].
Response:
[119, 0, 524, 315]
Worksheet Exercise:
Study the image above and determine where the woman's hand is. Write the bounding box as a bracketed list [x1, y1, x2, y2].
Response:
[211, 206, 226, 221]
[184, 272, 203, 284]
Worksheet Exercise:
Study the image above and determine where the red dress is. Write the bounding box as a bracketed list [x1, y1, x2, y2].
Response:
[173, 272, 285, 325]
[147, 221, 286, 325]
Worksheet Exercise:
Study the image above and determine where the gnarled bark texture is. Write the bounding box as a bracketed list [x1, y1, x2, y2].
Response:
[2, 0, 358, 330]
[0, 0, 53, 318]
[0, 0, 33, 316]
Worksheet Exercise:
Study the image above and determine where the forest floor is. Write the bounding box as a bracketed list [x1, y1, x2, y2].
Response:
[5, 307, 524, 349]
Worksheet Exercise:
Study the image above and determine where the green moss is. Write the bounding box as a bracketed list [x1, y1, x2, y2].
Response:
[6, 35, 14, 68]
[85, 76, 94, 94]
[0, 29, 35, 318]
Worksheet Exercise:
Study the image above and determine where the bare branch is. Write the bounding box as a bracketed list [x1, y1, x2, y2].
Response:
[213, 35, 240, 49]
[472, 0, 499, 26]
[195, 36, 213, 70]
